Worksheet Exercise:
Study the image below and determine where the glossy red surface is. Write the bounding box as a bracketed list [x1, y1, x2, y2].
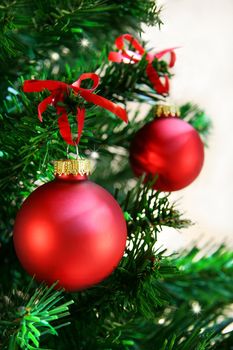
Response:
[130, 117, 204, 191]
[13, 176, 127, 291]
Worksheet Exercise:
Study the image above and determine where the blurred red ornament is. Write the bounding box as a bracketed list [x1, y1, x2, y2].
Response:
[13, 159, 127, 291]
[129, 106, 204, 191]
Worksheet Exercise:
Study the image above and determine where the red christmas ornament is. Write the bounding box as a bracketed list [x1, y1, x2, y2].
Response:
[13, 159, 127, 291]
[129, 105, 204, 191]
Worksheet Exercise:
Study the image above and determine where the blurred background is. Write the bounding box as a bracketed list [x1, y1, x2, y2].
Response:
[142, 0, 233, 251]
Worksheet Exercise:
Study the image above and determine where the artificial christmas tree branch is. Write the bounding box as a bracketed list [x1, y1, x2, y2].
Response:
[0, 0, 232, 349]
[0, 283, 74, 350]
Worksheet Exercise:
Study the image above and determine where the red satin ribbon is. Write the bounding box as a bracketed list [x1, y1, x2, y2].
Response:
[108, 34, 176, 95]
[23, 73, 128, 145]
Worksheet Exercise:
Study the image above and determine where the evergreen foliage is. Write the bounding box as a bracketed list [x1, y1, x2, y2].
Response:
[0, 1, 231, 349]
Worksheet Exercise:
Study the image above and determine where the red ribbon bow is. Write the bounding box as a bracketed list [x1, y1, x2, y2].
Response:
[108, 34, 176, 95]
[23, 73, 128, 146]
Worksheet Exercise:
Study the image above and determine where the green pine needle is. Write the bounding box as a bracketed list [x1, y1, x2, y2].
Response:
[0, 282, 74, 350]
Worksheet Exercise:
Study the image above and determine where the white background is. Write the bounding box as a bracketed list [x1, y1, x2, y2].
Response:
[143, 0, 233, 251]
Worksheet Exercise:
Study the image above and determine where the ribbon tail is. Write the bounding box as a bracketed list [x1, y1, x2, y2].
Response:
[57, 108, 75, 146]
[168, 51, 176, 68]
[80, 91, 128, 123]
[146, 64, 169, 95]
[57, 107, 85, 146]
[154, 76, 169, 95]
[38, 95, 54, 122]
[76, 108, 85, 145]
[155, 47, 177, 67]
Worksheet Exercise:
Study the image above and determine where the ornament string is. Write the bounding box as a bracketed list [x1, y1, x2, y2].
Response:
[108, 34, 177, 95]
[65, 144, 80, 160]
[23, 73, 128, 146]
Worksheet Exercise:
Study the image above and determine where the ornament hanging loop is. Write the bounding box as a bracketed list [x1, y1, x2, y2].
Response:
[66, 144, 70, 158]
[75, 144, 79, 159]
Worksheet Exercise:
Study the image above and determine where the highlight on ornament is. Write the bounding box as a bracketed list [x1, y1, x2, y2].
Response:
[129, 104, 204, 192]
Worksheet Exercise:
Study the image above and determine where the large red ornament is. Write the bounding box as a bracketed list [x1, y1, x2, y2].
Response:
[13, 159, 127, 291]
[129, 108, 204, 191]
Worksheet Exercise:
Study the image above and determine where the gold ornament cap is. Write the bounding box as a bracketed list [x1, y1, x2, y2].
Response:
[155, 104, 180, 118]
[54, 158, 91, 176]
